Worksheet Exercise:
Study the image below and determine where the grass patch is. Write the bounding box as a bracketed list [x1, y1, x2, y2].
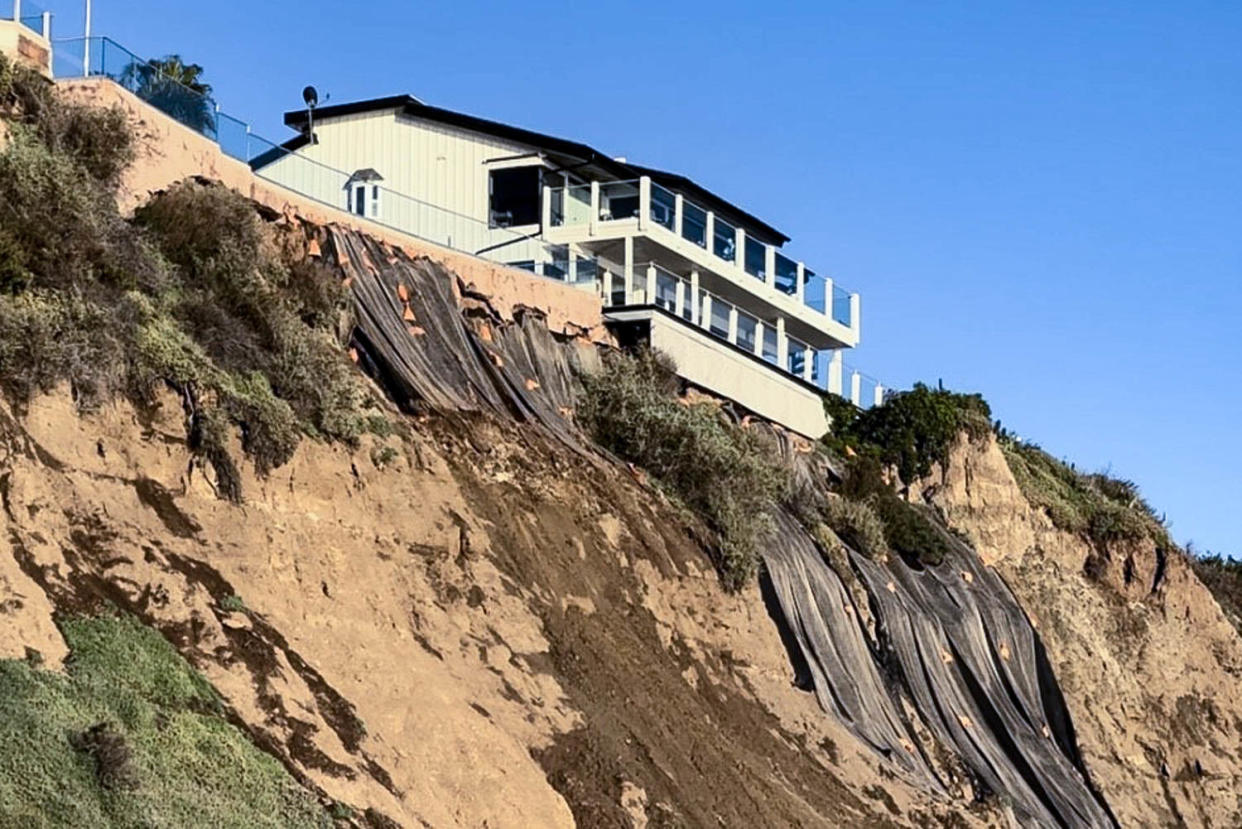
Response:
[0, 54, 389, 499]
[999, 436, 1170, 549]
[0, 613, 329, 828]
[577, 349, 789, 591]
[1191, 553, 1242, 634]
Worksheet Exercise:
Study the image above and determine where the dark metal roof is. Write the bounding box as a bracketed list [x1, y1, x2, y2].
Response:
[278, 95, 790, 245]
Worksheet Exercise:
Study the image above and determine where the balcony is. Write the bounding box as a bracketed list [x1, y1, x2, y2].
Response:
[542, 175, 859, 353]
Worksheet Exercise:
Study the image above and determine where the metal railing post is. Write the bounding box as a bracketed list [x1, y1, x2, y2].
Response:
[12, 0, 20, 24]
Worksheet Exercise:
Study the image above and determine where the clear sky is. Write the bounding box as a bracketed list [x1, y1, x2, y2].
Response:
[40, 0, 1242, 554]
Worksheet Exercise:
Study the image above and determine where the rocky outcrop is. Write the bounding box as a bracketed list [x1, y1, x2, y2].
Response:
[917, 434, 1242, 827]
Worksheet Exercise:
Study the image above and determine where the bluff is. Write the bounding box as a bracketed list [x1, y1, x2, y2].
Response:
[0, 53, 1239, 828]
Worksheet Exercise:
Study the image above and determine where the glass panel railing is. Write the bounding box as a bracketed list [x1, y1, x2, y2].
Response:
[18, 1, 45, 34]
[574, 254, 598, 284]
[744, 237, 766, 280]
[654, 268, 679, 312]
[544, 245, 569, 281]
[736, 311, 757, 352]
[762, 324, 778, 364]
[599, 180, 640, 222]
[713, 217, 736, 262]
[709, 296, 731, 339]
[650, 182, 676, 231]
[775, 252, 798, 295]
[562, 183, 591, 226]
[832, 284, 853, 327]
[787, 338, 810, 377]
[681, 200, 707, 248]
[93, 38, 221, 139]
[803, 269, 826, 314]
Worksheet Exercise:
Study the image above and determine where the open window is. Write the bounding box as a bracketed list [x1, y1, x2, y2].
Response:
[489, 166, 541, 228]
[345, 169, 383, 220]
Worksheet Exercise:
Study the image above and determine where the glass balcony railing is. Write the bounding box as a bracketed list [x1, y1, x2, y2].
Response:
[654, 268, 679, 313]
[713, 216, 736, 262]
[681, 199, 707, 248]
[803, 269, 826, 314]
[708, 295, 731, 339]
[736, 310, 758, 353]
[650, 182, 676, 231]
[599, 180, 640, 222]
[762, 325, 779, 364]
[774, 252, 798, 295]
[832, 284, 853, 327]
[787, 337, 810, 377]
[743, 237, 766, 281]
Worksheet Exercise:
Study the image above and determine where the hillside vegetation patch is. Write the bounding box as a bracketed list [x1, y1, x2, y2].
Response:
[0, 54, 387, 499]
[0, 613, 329, 827]
[577, 349, 789, 591]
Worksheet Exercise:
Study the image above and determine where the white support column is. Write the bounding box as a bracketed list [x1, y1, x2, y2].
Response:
[541, 185, 552, 229]
[602, 270, 614, 306]
[776, 317, 788, 369]
[828, 350, 844, 396]
[589, 181, 600, 236]
[705, 211, 716, 256]
[850, 371, 862, 406]
[823, 275, 834, 318]
[700, 293, 713, 332]
[795, 262, 806, 304]
[673, 193, 684, 237]
[674, 279, 685, 318]
[623, 236, 634, 304]
[873, 384, 885, 407]
[12, 0, 20, 23]
[735, 226, 746, 271]
[753, 320, 765, 357]
[638, 176, 651, 232]
[645, 264, 657, 307]
[567, 247, 578, 284]
[41, 10, 51, 38]
[689, 270, 700, 324]
[764, 245, 776, 288]
[727, 305, 739, 345]
[802, 347, 813, 382]
[850, 293, 862, 338]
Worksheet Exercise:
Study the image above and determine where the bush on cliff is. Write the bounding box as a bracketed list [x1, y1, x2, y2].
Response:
[0, 53, 382, 499]
[577, 349, 789, 591]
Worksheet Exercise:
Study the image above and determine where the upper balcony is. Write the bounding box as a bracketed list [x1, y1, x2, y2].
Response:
[541, 175, 859, 351]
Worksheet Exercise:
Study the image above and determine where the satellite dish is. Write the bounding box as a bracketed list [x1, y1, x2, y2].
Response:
[302, 85, 319, 108]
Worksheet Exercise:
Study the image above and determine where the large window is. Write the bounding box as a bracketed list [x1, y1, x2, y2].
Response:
[489, 166, 542, 227]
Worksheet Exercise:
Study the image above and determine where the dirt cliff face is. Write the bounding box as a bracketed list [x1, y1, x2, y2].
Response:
[0, 384, 982, 827]
[917, 434, 1242, 827]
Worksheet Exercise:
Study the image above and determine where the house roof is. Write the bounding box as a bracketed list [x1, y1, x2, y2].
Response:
[274, 95, 790, 246]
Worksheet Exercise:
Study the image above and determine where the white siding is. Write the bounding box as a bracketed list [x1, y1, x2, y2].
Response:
[258, 109, 542, 259]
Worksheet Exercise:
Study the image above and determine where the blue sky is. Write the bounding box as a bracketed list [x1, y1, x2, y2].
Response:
[41, 0, 1242, 554]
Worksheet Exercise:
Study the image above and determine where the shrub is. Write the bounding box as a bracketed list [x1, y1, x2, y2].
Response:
[840, 456, 951, 568]
[219, 594, 246, 613]
[578, 349, 789, 591]
[1000, 438, 1168, 549]
[822, 495, 889, 561]
[845, 382, 992, 484]
[1192, 553, 1242, 634]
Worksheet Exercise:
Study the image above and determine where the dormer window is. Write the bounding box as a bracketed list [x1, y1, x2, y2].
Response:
[344, 169, 384, 219]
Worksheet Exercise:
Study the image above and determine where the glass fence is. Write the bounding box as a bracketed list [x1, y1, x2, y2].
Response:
[713, 216, 736, 262]
[681, 199, 707, 248]
[650, 182, 676, 231]
[832, 284, 853, 327]
[599, 180, 640, 222]
[8, 0, 47, 35]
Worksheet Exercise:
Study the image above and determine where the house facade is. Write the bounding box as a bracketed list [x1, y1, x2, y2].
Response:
[256, 96, 871, 438]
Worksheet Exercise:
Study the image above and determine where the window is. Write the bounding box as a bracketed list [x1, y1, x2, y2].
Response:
[344, 169, 384, 219]
[353, 186, 366, 216]
[489, 166, 541, 227]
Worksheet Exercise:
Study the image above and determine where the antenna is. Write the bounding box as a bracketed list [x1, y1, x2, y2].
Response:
[302, 85, 319, 144]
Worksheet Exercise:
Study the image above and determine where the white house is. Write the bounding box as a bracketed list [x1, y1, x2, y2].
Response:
[255, 95, 868, 438]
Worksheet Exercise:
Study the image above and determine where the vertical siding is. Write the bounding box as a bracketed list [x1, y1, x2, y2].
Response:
[256, 109, 537, 257]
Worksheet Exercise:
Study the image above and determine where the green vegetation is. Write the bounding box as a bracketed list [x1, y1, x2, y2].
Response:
[219, 593, 246, 613]
[832, 382, 992, 484]
[0, 613, 329, 827]
[0, 54, 387, 501]
[577, 349, 789, 591]
[119, 55, 215, 135]
[999, 436, 1171, 549]
[836, 456, 953, 568]
[821, 495, 889, 562]
[1191, 553, 1242, 634]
